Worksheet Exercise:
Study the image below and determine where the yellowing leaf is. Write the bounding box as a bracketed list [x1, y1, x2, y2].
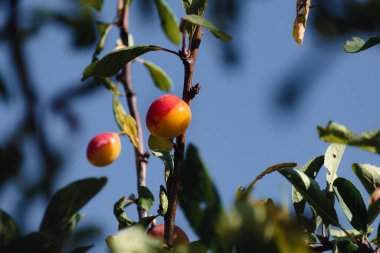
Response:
[113, 95, 139, 149]
[292, 0, 310, 45]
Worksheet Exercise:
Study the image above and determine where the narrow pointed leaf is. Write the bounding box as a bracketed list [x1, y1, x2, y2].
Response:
[141, 60, 173, 92]
[179, 144, 224, 247]
[80, 0, 103, 11]
[151, 150, 173, 183]
[332, 178, 368, 233]
[292, 0, 310, 45]
[352, 163, 380, 195]
[113, 95, 139, 149]
[180, 15, 232, 41]
[93, 22, 113, 59]
[278, 168, 339, 226]
[158, 185, 168, 216]
[82, 45, 161, 80]
[153, 0, 181, 44]
[138, 186, 154, 211]
[40, 178, 107, 235]
[343, 36, 380, 53]
[324, 144, 346, 191]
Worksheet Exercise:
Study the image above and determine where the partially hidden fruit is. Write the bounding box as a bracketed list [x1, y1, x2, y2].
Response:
[86, 132, 121, 167]
[147, 223, 190, 247]
[146, 94, 191, 139]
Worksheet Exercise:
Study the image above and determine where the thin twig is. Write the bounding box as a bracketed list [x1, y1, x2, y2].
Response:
[116, 0, 148, 220]
[164, 26, 203, 248]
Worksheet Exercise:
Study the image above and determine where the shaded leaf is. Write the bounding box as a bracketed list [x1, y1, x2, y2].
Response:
[9, 232, 58, 253]
[368, 198, 380, 225]
[324, 144, 346, 191]
[69, 245, 94, 253]
[278, 168, 339, 226]
[141, 60, 173, 92]
[114, 196, 136, 230]
[80, 0, 103, 11]
[183, 0, 209, 16]
[293, 0, 310, 45]
[93, 22, 113, 60]
[180, 15, 232, 41]
[138, 186, 154, 211]
[82, 45, 161, 80]
[332, 178, 368, 233]
[113, 95, 139, 148]
[0, 210, 19, 249]
[292, 156, 324, 218]
[158, 185, 168, 216]
[179, 144, 224, 249]
[343, 36, 380, 53]
[318, 121, 380, 155]
[106, 227, 162, 253]
[148, 134, 173, 151]
[153, 0, 181, 44]
[186, 240, 208, 253]
[40, 178, 107, 235]
[151, 150, 173, 183]
[137, 215, 158, 228]
[352, 163, 380, 195]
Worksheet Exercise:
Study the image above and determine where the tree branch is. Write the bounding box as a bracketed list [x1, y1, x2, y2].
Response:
[116, 0, 148, 220]
[164, 26, 203, 248]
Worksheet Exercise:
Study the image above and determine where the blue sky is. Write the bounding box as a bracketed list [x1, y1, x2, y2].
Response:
[1, 0, 380, 251]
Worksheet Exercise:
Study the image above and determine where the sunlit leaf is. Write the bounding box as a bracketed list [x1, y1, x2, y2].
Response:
[138, 186, 154, 211]
[343, 36, 380, 53]
[82, 45, 162, 80]
[180, 15, 232, 41]
[141, 60, 173, 92]
[332, 178, 368, 233]
[318, 121, 380, 155]
[80, 0, 103, 11]
[158, 185, 168, 216]
[113, 95, 139, 149]
[352, 163, 380, 195]
[0, 209, 19, 248]
[106, 227, 162, 253]
[153, 0, 181, 44]
[324, 144, 346, 191]
[278, 168, 339, 226]
[148, 135, 173, 151]
[40, 178, 107, 236]
[292, 0, 310, 45]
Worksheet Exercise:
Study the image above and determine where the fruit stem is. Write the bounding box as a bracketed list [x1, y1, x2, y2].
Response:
[117, 0, 148, 220]
[164, 26, 203, 248]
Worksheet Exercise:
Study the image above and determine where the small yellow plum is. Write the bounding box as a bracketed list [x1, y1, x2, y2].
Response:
[86, 132, 121, 167]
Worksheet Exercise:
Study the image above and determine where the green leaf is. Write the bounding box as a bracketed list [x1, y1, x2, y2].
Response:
[368, 198, 380, 225]
[186, 240, 208, 253]
[317, 121, 380, 155]
[292, 156, 324, 218]
[113, 196, 136, 230]
[0, 210, 19, 248]
[183, 0, 209, 16]
[68, 245, 94, 253]
[158, 185, 168, 216]
[93, 22, 113, 60]
[343, 36, 380, 53]
[352, 163, 380, 195]
[153, 0, 181, 44]
[151, 150, 174, 183]
[141, 60, 173, 92]
[332, 178, 368, 233]
[137, 215, 158, 228]
[82, 45, 161, 80]
[324, 144, 346, 191]
[330, 228, 368, 240]
[80, 0, 103, 11]
[179, 144, 224, 248]
[106, 227, 162, 253]
[278, 168, 339, 226]
[113, 95, 139, 148]
[180, 15, 232, 41]
[138, 186, 154, 211]
[148, 134, 173, 151]
[10, 232, 59, 253]
[237, 163, 298, 201]
[40, 178, 107, 235]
